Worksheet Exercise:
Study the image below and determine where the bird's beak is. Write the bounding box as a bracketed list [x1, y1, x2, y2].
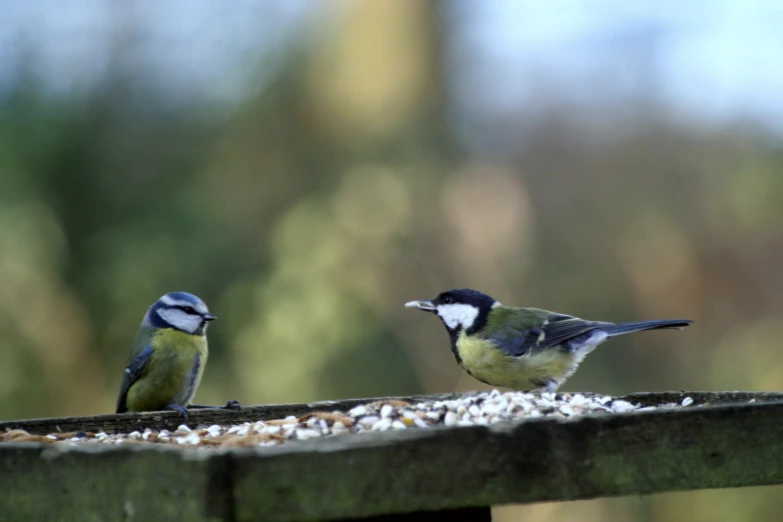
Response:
[404, 299, 437, 312]
[203, 313, 217, 321]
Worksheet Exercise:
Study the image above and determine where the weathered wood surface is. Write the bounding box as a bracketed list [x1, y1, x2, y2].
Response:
[0, 393, 461, 435]
[3, 390, 783, 436]
[2, 391, 783, 521]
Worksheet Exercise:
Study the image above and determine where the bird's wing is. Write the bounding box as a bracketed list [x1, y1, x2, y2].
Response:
[486, 308, 608, 357]
[115, 345, 154, 413]
[535, 314, 609, 348]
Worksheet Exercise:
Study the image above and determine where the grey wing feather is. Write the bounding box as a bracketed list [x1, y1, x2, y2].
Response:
[115, 345, 154, 413]
[536, 317, 608, 348]
[490, 314, 607, 357]
[488, 326, 546, 357]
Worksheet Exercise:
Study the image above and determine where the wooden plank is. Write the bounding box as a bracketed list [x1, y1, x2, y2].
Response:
[3, 391, 783, 436]
[3, 393, 783, 521]
[0, 393, 463, 436]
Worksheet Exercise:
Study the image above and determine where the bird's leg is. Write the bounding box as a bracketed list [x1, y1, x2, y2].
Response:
[166, 403, 189, 418]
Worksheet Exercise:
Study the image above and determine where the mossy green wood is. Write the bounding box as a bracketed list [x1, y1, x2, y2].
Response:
[1, 444, 221, 522]
[3, 393, 783, 521]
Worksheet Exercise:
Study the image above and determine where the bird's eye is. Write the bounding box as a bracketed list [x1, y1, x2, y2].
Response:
[442, 295, 453, 304]
[178, 306, 197, 314]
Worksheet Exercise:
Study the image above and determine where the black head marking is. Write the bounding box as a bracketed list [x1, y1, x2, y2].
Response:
[433, 288, 497, 309]
[147, 300, 172, 329]
[433, 288, 496, 335]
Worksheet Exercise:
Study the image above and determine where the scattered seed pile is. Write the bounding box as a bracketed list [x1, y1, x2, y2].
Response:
[1, 391, 696, 449]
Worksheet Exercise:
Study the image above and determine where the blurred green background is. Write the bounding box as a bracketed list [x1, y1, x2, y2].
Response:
[2, 1, 783, 520]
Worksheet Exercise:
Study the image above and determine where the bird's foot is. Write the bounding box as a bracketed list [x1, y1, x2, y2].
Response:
[187, 400, 243, 411]
[222, 400, 243, 411]
[166, 403, 189, 418]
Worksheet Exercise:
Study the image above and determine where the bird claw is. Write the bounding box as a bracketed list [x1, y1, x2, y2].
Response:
[222, 400, 243, 411]
[167, 404, 189, 419]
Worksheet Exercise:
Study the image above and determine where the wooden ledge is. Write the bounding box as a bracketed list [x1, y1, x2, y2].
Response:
[2, 391, 783, 521]
[3, 390, 783, 436]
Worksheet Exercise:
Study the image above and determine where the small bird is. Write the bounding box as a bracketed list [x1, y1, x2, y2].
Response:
[405, 288, 692, 392]
[116, 292, 217, 417]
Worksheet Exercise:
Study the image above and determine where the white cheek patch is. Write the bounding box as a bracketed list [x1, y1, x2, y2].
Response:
[157, 308, 202, 334]
[437, 304, 479, 330]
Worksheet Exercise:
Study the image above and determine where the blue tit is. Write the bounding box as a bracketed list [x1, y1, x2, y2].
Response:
[406, 288, 692, 392]
[116, 292, 215, 417]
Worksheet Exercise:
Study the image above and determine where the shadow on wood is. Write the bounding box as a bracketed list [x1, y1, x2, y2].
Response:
[334, 506, 492, 521]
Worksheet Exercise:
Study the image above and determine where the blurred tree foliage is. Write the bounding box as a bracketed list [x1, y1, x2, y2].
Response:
[2, 2, 783, 520]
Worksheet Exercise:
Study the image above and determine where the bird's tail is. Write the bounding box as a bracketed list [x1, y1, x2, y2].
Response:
[602, 319, 692, 337]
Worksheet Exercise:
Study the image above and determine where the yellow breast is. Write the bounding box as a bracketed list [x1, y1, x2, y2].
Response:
[126, 330, 208, 412]
[455, 331, 577, 391]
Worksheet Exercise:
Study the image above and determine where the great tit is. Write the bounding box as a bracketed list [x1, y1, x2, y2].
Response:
[116, 292, 216, 417]
[405, 288, 692, 392]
